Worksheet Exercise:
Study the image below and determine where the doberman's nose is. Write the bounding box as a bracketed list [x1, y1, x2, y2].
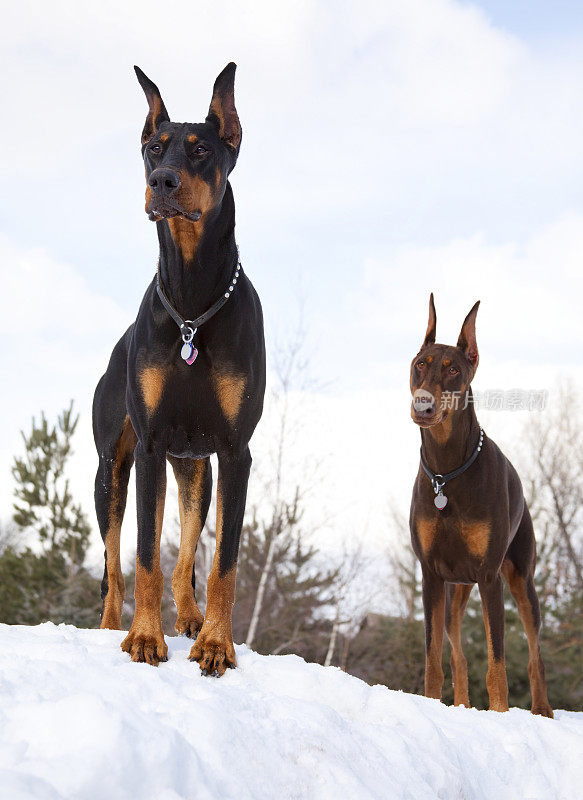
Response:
[413, 389, 437, 419]
[148, 168, 180, 194]
[419, 402, 436, 418]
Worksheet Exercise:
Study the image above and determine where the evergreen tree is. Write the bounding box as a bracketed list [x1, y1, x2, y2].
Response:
[0, 403, 100, 626]
[233, 515, 339, 661]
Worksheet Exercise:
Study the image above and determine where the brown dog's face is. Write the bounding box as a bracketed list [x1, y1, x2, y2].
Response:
[134, 64, 241, 225]
[410, 294, 480, 428]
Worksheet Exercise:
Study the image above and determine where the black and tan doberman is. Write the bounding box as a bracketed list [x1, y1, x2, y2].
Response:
[93, 64, 265, 674]
[409, 294, 552, 716]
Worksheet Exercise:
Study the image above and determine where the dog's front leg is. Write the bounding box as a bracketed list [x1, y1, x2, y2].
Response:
[189, 446, 252, 676]
[422, 567, 445, 700]
[121, 441, 168, 665]
[478, 574, 509, 711]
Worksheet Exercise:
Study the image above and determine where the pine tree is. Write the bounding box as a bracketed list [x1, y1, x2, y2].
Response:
[233, 515, 339, 661]
[0, 402, 100, 626]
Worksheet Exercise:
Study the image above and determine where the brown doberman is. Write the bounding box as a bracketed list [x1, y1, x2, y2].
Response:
[409, 294, 553, 716]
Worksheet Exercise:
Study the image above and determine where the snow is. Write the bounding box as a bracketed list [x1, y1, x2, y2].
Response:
[0, 624, 581, 800]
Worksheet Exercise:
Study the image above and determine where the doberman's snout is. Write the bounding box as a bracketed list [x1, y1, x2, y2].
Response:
[148, 168, 181, 195]
[418, 402, 436, 418]
[412, 389, 437, 419]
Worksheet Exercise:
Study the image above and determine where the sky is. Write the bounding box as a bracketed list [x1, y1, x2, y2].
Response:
[0, 0, 582, 571]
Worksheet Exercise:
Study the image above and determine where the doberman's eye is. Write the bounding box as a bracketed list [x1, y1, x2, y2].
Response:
[448, 366, 459, 375]
[149, 144, 162, 155]
[193, 144, 209, 156]
[416, 361, 425, 369]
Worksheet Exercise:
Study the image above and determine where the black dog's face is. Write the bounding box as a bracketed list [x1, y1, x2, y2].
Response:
[143, 121, 233, 222]
[135, 63, 241, 224]
[410, 294, 480, 429]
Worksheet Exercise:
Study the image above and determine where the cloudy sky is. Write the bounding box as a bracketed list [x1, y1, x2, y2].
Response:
[1, 0, 582, 567]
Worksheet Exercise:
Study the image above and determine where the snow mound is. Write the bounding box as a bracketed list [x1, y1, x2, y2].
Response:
[0, 624, 581, 800]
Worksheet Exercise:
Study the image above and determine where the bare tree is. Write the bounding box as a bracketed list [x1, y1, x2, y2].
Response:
[386, 504, 422, 620]
[520, 381, 583, 604]
[246, 316, 321, 647]
[324, 539, 383, 667]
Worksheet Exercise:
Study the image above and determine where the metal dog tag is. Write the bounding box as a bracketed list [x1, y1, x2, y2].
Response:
[434, 492, 448, 510]
[181, 342, 198, 365]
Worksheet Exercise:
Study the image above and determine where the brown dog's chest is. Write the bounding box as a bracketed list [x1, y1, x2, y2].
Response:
[415, 515, 491, 582]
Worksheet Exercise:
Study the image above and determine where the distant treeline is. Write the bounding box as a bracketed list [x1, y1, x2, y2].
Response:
[1, 382, 581, 712]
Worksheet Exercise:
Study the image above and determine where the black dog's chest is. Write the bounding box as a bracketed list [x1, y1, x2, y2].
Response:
[129, 335, 258, 460]
[166, 426, 216, 460]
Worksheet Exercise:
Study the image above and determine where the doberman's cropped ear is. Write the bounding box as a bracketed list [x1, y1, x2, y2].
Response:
[422, 293, 437, 348]
[457, 301, 480, 367]
[206, 63, 242, 153]
[134, 66, 170, 146]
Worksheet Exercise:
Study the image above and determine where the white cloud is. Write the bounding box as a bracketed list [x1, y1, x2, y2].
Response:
[0, 236, 131, 552]
[329, 213, 583, 390]
[1, 0, 582, 577]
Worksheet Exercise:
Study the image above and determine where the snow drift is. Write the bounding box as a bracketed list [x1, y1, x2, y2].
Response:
[0, 623, 581, 800]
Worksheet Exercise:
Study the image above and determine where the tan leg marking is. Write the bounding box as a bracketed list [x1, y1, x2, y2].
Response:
[446, 584, 472, 707]
[481, 609, 509, 712]
[212, 369, 247, 424]
[425, 591, 445, 699]
[189, 481, 237, 675]
[171, 458, 206, 638]
[462, 521, 490, 559]
[121, 485, 167, 665]
[101, 521, 125, 630]
[417, 518, 438, 556]
[502, 561, 553, 718]
[101, 416, 137, 630]
[139, 366, 165, 416]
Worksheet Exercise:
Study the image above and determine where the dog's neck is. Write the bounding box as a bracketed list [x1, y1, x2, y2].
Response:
[156, 182, 237, 319]
[420, 388, 481, 475]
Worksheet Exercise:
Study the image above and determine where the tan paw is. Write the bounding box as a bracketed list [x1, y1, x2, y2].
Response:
[121, 626, 168, 666]
[175, 606, 204, 638]
[189, 628, 236, 676]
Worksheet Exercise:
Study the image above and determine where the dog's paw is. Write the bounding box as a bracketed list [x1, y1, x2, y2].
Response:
[121, 626, 168, 666]
[188, 628, 236, 677]
[175, 607, 204, 639]
[531, 703, 554, 718]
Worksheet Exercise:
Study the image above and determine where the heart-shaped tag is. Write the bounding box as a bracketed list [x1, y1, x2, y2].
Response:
[434, 492, 448, 510]
[180, 342, 198, 365]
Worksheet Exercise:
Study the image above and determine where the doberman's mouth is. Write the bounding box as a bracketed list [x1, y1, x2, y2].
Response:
[147, 205, 202, 223]
[411, 410, 447, 428]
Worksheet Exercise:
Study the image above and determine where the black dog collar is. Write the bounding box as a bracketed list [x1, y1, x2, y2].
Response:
[420, 427, 484, 510]
[156, 258, 241, 364]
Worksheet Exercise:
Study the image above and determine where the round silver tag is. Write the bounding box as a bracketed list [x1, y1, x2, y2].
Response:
[434, 493, 448, 510]
[181, 342, 193, 361]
